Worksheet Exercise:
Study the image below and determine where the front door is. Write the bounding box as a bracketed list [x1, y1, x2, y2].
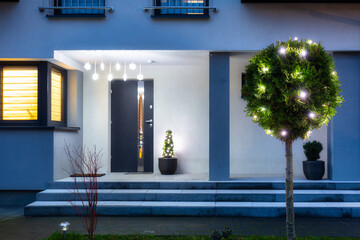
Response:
[111, 80, 154, 172]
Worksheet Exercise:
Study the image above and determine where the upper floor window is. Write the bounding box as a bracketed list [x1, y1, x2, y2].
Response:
[39, 0, 114, 17]
[54, 0, 105, 16]
[154, 0, 210, 17]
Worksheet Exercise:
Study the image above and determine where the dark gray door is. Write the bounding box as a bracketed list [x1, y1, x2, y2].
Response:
[111, 80, 154, 172]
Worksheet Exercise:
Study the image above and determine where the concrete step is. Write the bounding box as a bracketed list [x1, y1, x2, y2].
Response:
[25, 201, 360, 217]
[48, 181, 360, 190]
[36, 189, 360, 202]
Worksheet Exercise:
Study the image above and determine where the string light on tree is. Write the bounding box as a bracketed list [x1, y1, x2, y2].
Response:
[294, 37, 298, 41]
[307, 40, 313, 44]
[262, 67, 269, 73]
[300, 49, 307, 57]
[299, 90, 308, 100]
[279, 47, 286, 55]
[162, 130, 175, 158]
[309, 112, 316, 119]
[261, 107, 266, 112]
[281, 130, 288, 137]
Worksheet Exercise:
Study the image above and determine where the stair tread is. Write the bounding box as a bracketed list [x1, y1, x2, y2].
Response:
[39, 189, 360, 194]
[27, 201, 360, 208]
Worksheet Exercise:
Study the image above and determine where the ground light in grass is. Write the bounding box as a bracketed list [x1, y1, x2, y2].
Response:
[45, 233, 360, 240]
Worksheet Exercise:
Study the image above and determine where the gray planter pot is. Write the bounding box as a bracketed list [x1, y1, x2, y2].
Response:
[303, 160, 325, 180]
[158, 157, 177, 175]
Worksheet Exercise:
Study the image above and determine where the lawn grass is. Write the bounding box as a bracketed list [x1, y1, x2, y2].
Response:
[45, 233, 360, 240]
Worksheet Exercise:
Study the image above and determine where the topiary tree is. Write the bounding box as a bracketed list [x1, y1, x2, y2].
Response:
[303, 141, 323, 161]
[242, 38, 343, 240]
[162, 130, 175, 158]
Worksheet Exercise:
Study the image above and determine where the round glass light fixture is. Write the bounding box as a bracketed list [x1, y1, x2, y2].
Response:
[115, 63, 121, 71]
[137, 73, 144, 81]
[84, 62, 91, 71]
[129, 62, 136, 70]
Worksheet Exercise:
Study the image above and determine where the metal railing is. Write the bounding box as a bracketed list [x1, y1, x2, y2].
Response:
[39, 0, 114, 15]
[144, 0, 218, 15]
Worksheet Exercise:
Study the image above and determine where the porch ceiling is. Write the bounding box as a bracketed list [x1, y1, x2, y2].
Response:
[54, 50, 211, 70]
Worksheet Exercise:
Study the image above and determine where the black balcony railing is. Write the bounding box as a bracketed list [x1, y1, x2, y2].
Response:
[39, 0, 114, 17]
[144, 0, 217, 18]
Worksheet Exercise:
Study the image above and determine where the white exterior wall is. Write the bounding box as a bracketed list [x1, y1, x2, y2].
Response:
[230, 55, 328, 178]
[0, 1, 359, 59]
[53, 70, 84, 180]
[83, 64, 209, 174]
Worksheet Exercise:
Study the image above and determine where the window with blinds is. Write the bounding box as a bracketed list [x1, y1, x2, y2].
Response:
[51, 70, 62, 122]
[2, 67, 38, 120]
[155, 0, 209, 16]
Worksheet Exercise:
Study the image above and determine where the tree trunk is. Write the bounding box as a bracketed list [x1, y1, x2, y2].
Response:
[285, 140, 296, 240]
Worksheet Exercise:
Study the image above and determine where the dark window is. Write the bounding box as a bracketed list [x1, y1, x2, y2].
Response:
[0, 62, 67, 127]
[53, 0, 105, 16]
[154, 0, 209, 17]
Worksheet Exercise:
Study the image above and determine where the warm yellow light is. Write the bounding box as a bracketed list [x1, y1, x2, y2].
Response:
[51, 70, 62, 122]
[2, 67, 38, 120]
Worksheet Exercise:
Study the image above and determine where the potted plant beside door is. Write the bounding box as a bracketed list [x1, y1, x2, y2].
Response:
[303, 141, 325, 180]
[159, 130, 177, 175]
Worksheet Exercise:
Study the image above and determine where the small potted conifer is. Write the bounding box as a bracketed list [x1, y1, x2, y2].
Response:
[303, 141, 325, 180]
[158, 130, 177, 175]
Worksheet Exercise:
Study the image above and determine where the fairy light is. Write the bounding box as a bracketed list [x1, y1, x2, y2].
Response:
[261, 107, 266, 112]
[300, 49, 307, 57]
[307, 40, 313, 44]
[281, 130, 288, 137]
[299, 90, 307, 100]
[262, 67, 269, 73]
[253, 115, 258, 121]
[279, 47, 286, 55]
[294, 37, 298, 41]
[309, 112, 316, 119]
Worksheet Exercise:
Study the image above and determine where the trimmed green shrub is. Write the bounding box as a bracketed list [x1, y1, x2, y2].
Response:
[303, 141, 323, 161]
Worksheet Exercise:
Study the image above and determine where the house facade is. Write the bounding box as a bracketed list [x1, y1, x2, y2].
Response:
[0, 0, 359, 190]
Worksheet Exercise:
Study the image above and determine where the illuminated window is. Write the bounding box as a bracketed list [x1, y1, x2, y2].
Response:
[51, 70, 62, 122]
[2, 67, 38, 120]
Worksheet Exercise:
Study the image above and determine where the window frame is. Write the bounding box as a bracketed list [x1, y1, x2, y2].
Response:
[47, 64, 67, 127]
[152, 0, 210, 18]
[52, 0, 106, 17]
[0, 61, 67, 127]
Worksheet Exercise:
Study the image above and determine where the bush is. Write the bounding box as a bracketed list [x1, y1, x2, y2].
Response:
[303, 141, 323, 161]
[210, 227, 233, 240]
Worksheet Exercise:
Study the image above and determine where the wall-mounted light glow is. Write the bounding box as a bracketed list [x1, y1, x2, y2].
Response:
[129, 62, 136, 70]
[84, 62, 91, 71]
[300, 49, 307, 57]
[279, 47, 286, 55]
[92, 62, 99, 81]
[281, 130, 288, 137]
